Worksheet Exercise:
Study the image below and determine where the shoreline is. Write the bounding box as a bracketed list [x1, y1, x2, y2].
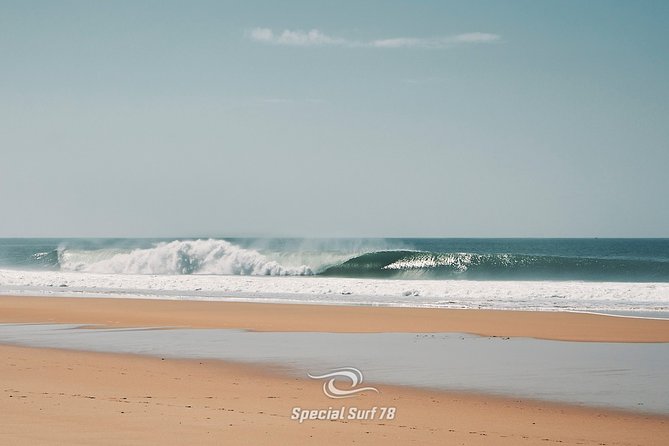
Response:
[3, 267, 669, 312]
[2, 295, 669, 342]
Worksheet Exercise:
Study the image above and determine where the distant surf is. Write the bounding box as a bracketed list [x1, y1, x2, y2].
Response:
[1, 238, 668, 312]
[3, 238, 669, 282]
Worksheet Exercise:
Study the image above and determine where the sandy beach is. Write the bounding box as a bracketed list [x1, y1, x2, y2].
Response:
[1, 296, 669, 445]
[2, 295, 669, 342]
[2, 343, 668, 446]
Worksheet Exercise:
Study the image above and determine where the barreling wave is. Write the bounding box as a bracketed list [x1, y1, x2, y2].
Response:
[319, 251, 669, 282]
[58, 239, 314, 276]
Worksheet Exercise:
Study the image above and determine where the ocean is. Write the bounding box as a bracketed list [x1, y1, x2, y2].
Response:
[1, 238, 668, 313]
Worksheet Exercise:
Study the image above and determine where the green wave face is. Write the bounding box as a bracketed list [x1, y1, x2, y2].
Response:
[319, 251, 669, 281]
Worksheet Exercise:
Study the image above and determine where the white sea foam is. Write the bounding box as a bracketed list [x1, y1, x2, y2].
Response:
[383, 253, 474, 271]
[383, 253, 516, 271]
[1, 268, 668, 312]
[58, 239, 313, 276]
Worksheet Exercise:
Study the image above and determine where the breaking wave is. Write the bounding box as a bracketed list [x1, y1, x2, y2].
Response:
[319, 251, 669, 281]
[9, 239, 669, 282]
[58, 239, 314, 276]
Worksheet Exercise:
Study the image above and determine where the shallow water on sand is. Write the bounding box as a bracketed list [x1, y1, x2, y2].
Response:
[1, 323, 668, 414]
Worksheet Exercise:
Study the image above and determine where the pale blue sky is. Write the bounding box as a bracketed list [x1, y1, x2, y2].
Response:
[1, 1, 668, 237]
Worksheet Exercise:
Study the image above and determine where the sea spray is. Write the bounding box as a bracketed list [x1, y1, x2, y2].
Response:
[59, 239, 314, 276]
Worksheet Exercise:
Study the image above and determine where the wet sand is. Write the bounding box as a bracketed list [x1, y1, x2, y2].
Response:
[2, 295, 669, 342]
[2, 344, 668, 445]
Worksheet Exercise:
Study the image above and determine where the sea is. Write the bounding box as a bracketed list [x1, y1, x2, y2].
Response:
[1, 238, 668, 314]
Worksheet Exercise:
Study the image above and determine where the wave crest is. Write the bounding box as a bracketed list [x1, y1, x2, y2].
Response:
[48, 242, 669, 282]
[59, 239, 314, 276]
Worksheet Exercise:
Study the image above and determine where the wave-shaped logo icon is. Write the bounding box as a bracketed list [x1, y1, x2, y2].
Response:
[307, 367, 379, 399]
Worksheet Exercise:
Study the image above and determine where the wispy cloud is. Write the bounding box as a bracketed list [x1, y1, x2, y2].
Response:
[371, 32, 500, 48]
[453, 32, 501, 43]
[248, 28, 501, 49]
[249, 28, 347, 46]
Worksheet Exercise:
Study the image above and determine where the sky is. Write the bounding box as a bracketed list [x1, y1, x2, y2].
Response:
[1, 0, 668, 237]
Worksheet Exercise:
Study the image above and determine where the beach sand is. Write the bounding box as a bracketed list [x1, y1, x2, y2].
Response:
[2, 295, 669, 342]
[0, 296, 669, 342]
[2, 344, 668, 445]
[1, 295, 669, 445]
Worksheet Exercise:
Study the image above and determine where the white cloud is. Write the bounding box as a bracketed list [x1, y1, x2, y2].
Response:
[248, 28, 501, 49]
[249, 27, 274, 43]
[249, 28, 348, 46]
[453, 32, 501, 43]
[371, 33, 501, 49]
[371, 37, 423, 48]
